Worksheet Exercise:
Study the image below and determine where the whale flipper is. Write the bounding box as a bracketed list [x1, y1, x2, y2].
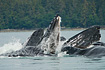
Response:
[63, 26, 101, 49]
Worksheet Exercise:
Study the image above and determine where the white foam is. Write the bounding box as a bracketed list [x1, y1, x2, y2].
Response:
[87, 45, 94, 48]
[0, 38, 23, 54]
[57, 51, 67, 57]
[56, 41, 65, 52]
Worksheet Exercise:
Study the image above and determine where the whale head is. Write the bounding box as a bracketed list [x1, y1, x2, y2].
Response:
[40, 14, 61, 55]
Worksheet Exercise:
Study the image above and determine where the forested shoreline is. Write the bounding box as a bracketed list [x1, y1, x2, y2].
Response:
[0, 0, 105, 29]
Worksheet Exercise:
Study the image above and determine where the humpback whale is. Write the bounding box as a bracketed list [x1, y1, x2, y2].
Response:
[0, 14, 61, 57]
[0, 14, 105, 58]
[61, 26, 105, 57]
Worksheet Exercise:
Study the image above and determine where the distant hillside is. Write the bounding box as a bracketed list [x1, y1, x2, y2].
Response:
[0, 0, 105, 29]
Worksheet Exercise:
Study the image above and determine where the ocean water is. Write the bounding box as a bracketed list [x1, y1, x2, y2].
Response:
[0, 30, 105, 70]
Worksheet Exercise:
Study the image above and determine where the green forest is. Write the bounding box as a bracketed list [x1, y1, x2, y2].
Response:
[0, 0, 105, 29]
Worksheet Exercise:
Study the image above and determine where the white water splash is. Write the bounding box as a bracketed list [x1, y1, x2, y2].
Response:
[56, 41, 65, 52]
[57, 51, 67, 57]
[0, 38, 23, 54]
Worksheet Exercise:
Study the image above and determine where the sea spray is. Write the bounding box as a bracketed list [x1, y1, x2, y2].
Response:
[56, 41, 68, 57]
[0, 38, 23, 54]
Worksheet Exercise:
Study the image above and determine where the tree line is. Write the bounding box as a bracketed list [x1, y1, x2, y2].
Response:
[0, 0, 105, 29]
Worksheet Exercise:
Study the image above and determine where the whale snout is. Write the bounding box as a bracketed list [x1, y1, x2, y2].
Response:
[49, 14, 61, 31]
